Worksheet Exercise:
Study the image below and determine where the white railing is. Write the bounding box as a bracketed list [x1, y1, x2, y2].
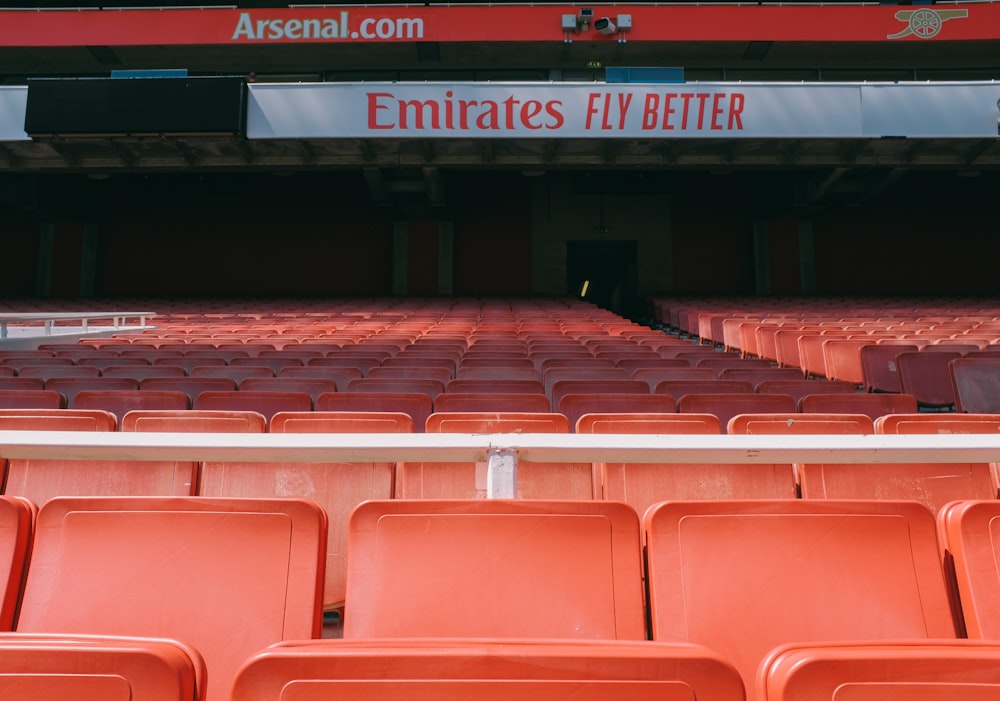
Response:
[0, 312, 154, 340]
[3, 430, 999, 499]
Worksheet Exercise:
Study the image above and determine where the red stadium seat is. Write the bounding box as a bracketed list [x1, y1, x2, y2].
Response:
[193, 390, 312, 421]
[558, 392, 677, 431]
[433, 392, 550, 413]
[860, 343, 918, 393]
[238, 376, 339, 403]
[139, 376, 238, 404]
[73, 389, 190, 419]
[799, 392, 918, 419]
[193, 411, 409, 616]
[344, 499, 644, 639]
[232, 639, 744, 701]
[760, 642, 1000, 701]
[645, 500, 956, 700]
[16, 496, 326, 701]
[896, 350, 961, 409]
[315, 391, 433, 432]
[0, 497, 34, 629]
[677, 392, 796, 430]
[949, 356, 1000, 413]
[939, 500, 1000, 640]
[0, 634, 204, 701]
[578, 413, 796, 515]
[0, 389, 64, 409]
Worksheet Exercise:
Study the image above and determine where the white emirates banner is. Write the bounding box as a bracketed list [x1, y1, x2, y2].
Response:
[247, 81, 1000, 139]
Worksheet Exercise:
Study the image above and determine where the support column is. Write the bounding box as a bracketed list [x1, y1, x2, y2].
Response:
[35, 222, 54, 298]
[80, 222, 99, 297]
[438, 220, 454, 295]
[798, 219, 817, 296]
[752, 219, 771, 296]
[392, 220, 408, 296]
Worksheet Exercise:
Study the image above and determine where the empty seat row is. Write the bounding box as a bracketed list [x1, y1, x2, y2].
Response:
[3, 494, 1000, 699]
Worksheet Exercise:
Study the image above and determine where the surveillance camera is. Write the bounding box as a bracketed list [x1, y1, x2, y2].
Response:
[595, 17, 617, 36]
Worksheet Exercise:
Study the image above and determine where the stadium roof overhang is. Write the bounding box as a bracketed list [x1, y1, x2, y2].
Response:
[2, 134, 999, 173]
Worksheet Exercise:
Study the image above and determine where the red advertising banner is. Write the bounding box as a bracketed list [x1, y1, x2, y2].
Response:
[0, 4, 994, 47]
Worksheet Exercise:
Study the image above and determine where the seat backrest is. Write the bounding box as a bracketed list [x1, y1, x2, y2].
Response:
[677, 393, 796, 430]
[799, 392, 918, 419]
[238, 377, 339, 403]
[193, 390, 312, 421]
[578, 413, 796, 515]
[398, 412, 596, 500]
[197, 410, 408, 613]
[315, 392, 433, 432]
[444, 378, 546, 395]
[44, 378, 139, 406]
[346, 378, 447, 399]
[139, 377, 238, 405]
[896, 351, 961, 408]
[0, 389, 64, 409]
[799, 413, 1000, 515]
[17, 496, 327, 701]
[860, 343, 918, 393]
[558, 392, 677, 432]
[939, 500, 1000, 640]
[232, 638, 745, 701]
[0, 409, 199, 504]
[73, 390, 190, 421]
[950, 357, 1000, 413]
[344, 499, 644, 639]
[433, 392, 550, 413]
[0, 497, 34, 630]
[760, 641, 1000, 701]
[0, 634, 205, 701]
[756, 379, 857, 404]
[549, 379, 648, 412]
[645, 500, 956, 701]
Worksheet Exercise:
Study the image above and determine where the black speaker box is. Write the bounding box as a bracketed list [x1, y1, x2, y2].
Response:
[24, 76, 247, 137]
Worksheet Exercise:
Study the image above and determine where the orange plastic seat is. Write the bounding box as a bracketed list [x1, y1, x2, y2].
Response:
[16, 496, 327, 701]
[232, 639, 745, 701]
[315, 391, 433, 432]
[198, 411, 409, 613]
[796, 413, 1000, 515]
[345, 377, 446, 399]
[939, 500, 1000, 639]
[344, 499, 644, 639]
[645, 500, 957, 701]
[578, 413, 796, 515]
[432, 392, 550, 413]
[189, 365, 276, 382]
[760, 641, 1000, 701]
[398, 412, 596, 499]
[896, 350, 961, 409]
[0, 389, 64, 409]
[238, 377, 339, 403]
[799, 392, 917, 419]
[73, 389, 190, 420]
[193, 390, 312, 421]
[860, 343, 918, 393]
[139, 377, 238, 404]
[558, 392, 677, 431]
[549, 379, 648, 412]
[677, 393, 796, 430]
[44, 378, 139, 406]
[0, 409, 199, 503]
[0, 634, 204, 701]
[0, 497, 34, 630]
[444, 378, 545, 395]
[949, 356, 1000, 413]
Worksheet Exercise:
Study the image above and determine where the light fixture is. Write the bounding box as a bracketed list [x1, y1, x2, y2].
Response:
[580, 280, 591, 298]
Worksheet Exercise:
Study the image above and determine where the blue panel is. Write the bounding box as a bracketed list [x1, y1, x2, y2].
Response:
[605, 67, 685, 84]
[110, 69, 189, 79]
